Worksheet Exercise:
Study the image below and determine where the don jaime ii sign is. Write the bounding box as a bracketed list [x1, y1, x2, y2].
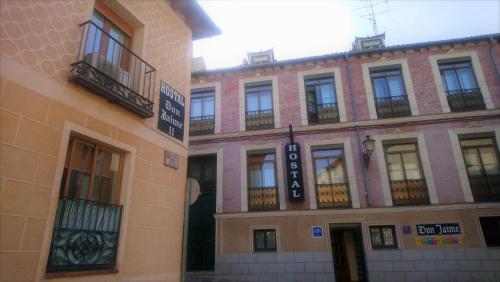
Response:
[157, 81, 185, 142]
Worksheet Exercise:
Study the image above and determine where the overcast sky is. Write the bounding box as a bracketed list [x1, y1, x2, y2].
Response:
[193, 0, 500, 70]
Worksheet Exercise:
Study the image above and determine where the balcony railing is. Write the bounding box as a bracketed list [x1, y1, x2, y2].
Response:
[248, 186, 279, 211]
[469, 174, 500, 202]
[316, 183, 352, 209]
[390, 179, 430, 206]
[46, 197, 122, 273]
[190, 115, 215, 136]
[245, 109, 274, 131]
[69, 21, 156, 118]
[308, 102, 340, 124]
[446, 88, 485, 112]
[375, 95, 411, 119]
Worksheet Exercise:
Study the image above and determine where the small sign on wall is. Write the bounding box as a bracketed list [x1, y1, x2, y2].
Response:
[416, 223, 461, 236]
[164, 151, 179, 169]
[157, 81, 185, 142]
[312, 226, 323, 238]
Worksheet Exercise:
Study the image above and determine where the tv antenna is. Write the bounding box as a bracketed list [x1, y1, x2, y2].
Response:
[354, 0, 389, 35]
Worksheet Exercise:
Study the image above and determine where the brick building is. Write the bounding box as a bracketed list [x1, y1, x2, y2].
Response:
[0, 0, 218, 281]
[188, 34, 500, 281]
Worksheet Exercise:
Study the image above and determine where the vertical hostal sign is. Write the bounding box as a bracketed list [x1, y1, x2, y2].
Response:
[285, 142, 305, 201]
[158, 81, 185, 142]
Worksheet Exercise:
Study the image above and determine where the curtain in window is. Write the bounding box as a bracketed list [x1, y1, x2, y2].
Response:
[387, 76, 405, 97]
[457, 68, 477, 89]
[373, 78, 389, 98]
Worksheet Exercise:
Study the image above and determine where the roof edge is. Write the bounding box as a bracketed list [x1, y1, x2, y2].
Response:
[171, 0, 221, 41]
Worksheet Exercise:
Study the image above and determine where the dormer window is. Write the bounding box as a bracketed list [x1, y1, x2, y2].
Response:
[353, 33, 386, 51]
[247, 49, 275, 65]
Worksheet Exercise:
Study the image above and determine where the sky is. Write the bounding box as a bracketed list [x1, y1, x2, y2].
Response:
[193, 0, 500, 70]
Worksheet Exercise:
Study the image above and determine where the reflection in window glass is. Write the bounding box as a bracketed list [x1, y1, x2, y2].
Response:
[248, 153, 276, 188]
[384, 143, 424, 181]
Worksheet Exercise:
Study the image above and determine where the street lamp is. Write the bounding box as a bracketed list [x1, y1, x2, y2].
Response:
[362, 135, 375, 167]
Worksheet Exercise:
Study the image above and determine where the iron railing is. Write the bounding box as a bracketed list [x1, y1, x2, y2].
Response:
[390, 179, 430, 206]
[469, 174, 500, 202]
[375, 95, 411, 118]
[248, 186, 279, 211]
[46, 197, 122, 273]
[446, 88, 485, 112]
[190, 115, 215, 136]
[245, 109, 274, 131]
[307, 102, 340, 124]
[316, 183, 352, 209]
[68, 21, 156, 118]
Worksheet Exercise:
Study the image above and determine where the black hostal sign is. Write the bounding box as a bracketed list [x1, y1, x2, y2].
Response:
[285, 142, 305, 201]
[157, 81, 185, 142]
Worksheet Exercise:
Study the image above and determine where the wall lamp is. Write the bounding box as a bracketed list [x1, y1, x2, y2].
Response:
[362, 135, 375, 167]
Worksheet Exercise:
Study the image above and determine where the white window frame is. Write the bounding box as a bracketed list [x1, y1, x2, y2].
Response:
[190, 82, 221, 134]
[240, 144, 286, 211]
[304, 138, 360, 209]
[297, 67, 347, 125]
[448, 126, 500, 203]
[239, 76, 280, 131]
[429, 50, 493, 112]
[374, 131, 438, 206]
[362, 59, 419, 119]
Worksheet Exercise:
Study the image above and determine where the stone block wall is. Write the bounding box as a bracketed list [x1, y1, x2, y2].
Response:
[366, 248, 500, 282]
[214, 251, 335, 282]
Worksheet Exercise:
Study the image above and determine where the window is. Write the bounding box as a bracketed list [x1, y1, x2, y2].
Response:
[312, 148, 351, 208]
[369, 225, 398, 249]
[305, 77, 339, 124]
[439, 60, 485, 111]
[245, 83, 274, 130]
[253, 229, 277, 252]
[460, 137, 500, 202]
[190, 89, 215, 136]
[384, 143, 429, 205]
[370, 68, 411, 118]
[479, 217, 500, 247]
[46, 136, 124, 273]
[247, 152, 279, 211]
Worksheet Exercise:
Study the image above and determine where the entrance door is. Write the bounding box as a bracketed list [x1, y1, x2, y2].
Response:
[186, 155, 217, 271]
[330, 225, 367, 282]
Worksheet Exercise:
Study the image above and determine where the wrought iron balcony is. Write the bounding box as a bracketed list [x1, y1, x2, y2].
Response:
[446, 88, 485, 112]
[69, 21, 156, 118]
[245, 109, 274, 131]
[307, 102, 340, 124]
[390, 179, 430, 206]
[316, 183, 352, 209]
[248, 186, 279, 211]
[469, 174, 500, 202]
[375, 95, 411, 119]
[46, 197, 122, 273]
[190, 115, 215, 136]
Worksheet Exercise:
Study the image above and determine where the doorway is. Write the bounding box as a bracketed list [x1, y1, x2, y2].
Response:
[330, 224, 367, 282]
[186, 155, 217, 271]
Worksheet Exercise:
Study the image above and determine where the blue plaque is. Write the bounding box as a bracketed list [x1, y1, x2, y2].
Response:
[312, 226, 323, 238]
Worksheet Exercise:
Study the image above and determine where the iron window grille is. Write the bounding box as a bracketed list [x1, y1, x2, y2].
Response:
[369, 225, 398, 249]
[439, 60, 485, 112]
[312, 148, 352, 209]
[69, 18, 156, 118]
[305, 77, 340, 124]
[459, 137, 500, 202]
[190, 89, 215, 136]
[253, 229, 277, 252]
[370, 68, 411, 118]
[383, 143, 430, 206]
[245, 84, 274, 130]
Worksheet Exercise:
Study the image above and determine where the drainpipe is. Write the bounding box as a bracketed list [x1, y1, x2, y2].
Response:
[344, 53, 371, 207]
[488, 36, 500, 85]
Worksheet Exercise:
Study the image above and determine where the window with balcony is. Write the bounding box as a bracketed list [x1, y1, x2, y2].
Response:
[69, 9, 156, 118]
[370, 68, 411, 118]
[369, 225, 398, 249]
[247, 152, 279, 211]
[253, 229, 277, 252]
[460, 137, 500, 202]
[245, 83, 274, 131]
[439, 60, 485, 112]
[305, 77, 340, 124]
[190, 89, 215, 136]
[312, 148, 351, 208]
[384, 143, 430, 205]
[46, 136, 124, 273]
